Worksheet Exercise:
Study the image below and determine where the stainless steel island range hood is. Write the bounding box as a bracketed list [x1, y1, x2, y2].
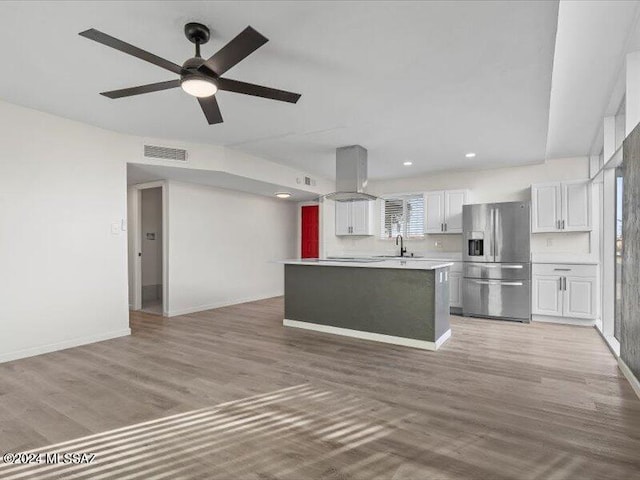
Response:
[323, 145, 378, 202]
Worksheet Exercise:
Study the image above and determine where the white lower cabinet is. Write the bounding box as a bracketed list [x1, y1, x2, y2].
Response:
[531, 264, 597, 321]
[448, 262, 463, 309]
[563, 276, 596, 319]
[449, 271, 462, 308]
[532, 275, 563, 316]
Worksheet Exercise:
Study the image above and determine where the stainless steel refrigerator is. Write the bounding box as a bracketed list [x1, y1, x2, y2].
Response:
[462, 201, 531, 322]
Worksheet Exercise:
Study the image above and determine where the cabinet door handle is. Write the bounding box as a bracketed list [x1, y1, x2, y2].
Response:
[559, 276, 566, 291]
[559, 277, 562, 291]
[554, 268, 571, 271]
[444, 223, 447, 232]
[562, 220, 565, 229]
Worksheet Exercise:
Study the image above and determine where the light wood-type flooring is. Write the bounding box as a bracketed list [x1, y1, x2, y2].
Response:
[0, 297, 639, 479]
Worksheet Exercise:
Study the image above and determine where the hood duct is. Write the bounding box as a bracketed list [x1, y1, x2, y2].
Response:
[323, 145, 378, 202]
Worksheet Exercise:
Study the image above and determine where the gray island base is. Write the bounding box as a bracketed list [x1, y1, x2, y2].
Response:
[282, 259, 453, 351]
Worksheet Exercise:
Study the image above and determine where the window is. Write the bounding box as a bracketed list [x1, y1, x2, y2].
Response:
[614, 166, 624, 341]
[380, 194, 425, 239]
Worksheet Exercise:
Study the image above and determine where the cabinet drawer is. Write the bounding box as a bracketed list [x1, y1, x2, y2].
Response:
[532, 263, 596, 278]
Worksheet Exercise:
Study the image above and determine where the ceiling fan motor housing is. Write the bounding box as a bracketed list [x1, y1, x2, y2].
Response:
[181, 57, 217, 85]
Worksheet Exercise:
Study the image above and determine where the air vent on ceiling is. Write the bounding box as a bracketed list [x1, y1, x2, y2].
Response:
[144, 144, 187, 161]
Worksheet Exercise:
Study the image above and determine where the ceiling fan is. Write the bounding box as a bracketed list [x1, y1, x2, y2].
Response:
[79, 22, 301, 125]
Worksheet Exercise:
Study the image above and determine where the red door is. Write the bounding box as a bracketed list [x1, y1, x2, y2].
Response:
[301, 205, 319, 258]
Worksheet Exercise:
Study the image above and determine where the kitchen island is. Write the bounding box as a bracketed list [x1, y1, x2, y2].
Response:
[281, 258, 453, 350]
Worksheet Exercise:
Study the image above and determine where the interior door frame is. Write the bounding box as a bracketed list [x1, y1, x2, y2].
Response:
[130, 181, 168, 315]
[297, 201, 322, 259]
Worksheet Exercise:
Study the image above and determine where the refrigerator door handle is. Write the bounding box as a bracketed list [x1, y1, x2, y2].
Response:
[466, 263, 523, 269]
[473, 280, 524, 286]
[491, 208, 497, 261]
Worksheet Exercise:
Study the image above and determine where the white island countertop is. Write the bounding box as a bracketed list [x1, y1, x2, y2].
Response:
[280, 258, 454, 270]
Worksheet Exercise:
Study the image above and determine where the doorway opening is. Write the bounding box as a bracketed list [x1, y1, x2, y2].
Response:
[140, 187, 163, 314]
[128, 181, 167, 316]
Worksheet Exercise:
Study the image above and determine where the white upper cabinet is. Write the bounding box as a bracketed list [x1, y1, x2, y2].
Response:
[444, 190, 466, 233]
[562, 181, 591, 231]
[335, 201, 374, 236]
[335, 202, 351, 236]
[531, 180, 591, 233]
[425, 191, 445, 233]
[425, 190, 468, 234]
[531, 184, 561, 232]
[350, 201, 372, 235]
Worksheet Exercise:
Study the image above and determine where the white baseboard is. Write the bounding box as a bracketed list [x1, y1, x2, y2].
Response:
[283, 319, 451, 351]
[532, 314, 595, 326]
[594, 318, 603, 331]
[435, 328, 452, 349]
[167, 293, 283, 317]
[618, 358, 640, 400]
[0, 328, 132, 364]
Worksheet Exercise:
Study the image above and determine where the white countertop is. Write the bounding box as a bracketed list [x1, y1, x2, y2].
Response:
[281, 259, 454, 270]
[326, 252, 462, 262]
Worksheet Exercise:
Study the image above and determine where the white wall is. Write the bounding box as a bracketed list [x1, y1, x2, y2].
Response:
[0, 99, 315, 362]
[0, 100, 132, 362]
[141, 187, 163, 288]
[166, 181, 297, 316]
[324, 157, 592, 257]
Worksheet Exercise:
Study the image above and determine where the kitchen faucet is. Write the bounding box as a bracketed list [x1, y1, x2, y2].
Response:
[396, 235, 407, 257]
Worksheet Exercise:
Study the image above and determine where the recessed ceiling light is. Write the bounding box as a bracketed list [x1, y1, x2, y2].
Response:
[275, 192, 292, 199]
[465, 152, 476, 158]
[403, 161, 413, 166]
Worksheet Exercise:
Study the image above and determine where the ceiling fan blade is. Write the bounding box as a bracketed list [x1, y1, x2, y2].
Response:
[201, 26, 268, 76]
[198, 96, 224, 124]
[79, 28, 183, 75]
[217, 78, 301, 104]
[101, 79, 181, 99]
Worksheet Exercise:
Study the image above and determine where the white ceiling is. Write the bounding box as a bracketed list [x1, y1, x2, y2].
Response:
[127, 163, 317, 201]
[0, 1, 559, 180]
[546, 0, 640, 159]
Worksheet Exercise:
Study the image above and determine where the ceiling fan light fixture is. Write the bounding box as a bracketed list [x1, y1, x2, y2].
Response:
[181, 75, 218, 98]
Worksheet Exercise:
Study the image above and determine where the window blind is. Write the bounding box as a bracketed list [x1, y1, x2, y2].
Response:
[380, 194, 425, 238]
